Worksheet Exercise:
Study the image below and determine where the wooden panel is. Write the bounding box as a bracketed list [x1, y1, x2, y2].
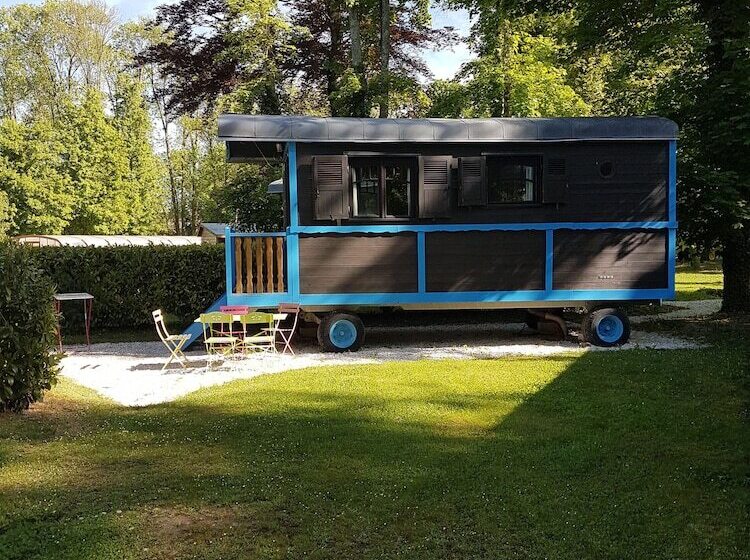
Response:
[244, 238, 253, 293]
[419, 156, 451, 217]
[458, 156, 485, 206]
[553, 230, 667, 290]
[426, 231, 545, 292]
[234, 239, 243, 293]
[265, 238, 274, 292]
[299, 234, 417, 293]
[296, 141, 669, 225]
[275, 237, 285, 292]
[313, 155, 349, 220]
[254, 239, 264, 292]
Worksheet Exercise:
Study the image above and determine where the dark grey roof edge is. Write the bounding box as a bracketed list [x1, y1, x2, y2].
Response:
[218, 114, 678, 142]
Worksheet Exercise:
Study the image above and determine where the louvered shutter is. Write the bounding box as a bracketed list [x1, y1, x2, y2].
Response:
[419, 156, 451, 218]
[313, 155, 349, 220]
[542, 157, 568, 204]
[458, 156, 486, 206]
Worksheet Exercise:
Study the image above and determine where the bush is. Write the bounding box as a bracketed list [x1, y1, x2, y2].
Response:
[32, 244, 225, 330]
[0, 241, 60, 412]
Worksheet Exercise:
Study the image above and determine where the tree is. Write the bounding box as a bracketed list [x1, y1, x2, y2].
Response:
[111, 73, 164, 234]
[428, 16, 589, 117]
[0, 117, 75, 234]
[136, 0, 292, 116]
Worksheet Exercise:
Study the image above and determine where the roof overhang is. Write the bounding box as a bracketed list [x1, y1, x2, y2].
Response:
[218, 115, 679, 144]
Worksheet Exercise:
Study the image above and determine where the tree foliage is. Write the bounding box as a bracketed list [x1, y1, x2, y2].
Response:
[0, 241, 59, 413]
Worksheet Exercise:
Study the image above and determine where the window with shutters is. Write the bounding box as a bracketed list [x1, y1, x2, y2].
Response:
[486, 155, 541, 204]
[350, 157, 415, 219]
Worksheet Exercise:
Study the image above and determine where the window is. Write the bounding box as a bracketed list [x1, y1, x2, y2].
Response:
[351, 157, 414, 218]
[486, 155, 540, 204]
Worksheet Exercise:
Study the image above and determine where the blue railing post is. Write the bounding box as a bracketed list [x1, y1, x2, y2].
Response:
[417, 231, 426, 293]
[286, 142, 301, 300]
[224, 226, 233, 299]
[545, 229, 554, 293]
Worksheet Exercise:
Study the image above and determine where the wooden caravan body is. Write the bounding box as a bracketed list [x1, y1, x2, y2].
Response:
[218, 115, 677, 316]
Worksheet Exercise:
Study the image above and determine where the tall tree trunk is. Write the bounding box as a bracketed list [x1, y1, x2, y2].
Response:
[150, 71, 181, 234]
[327, 2, 345, 115]
[378, 0, 390, 118]
[721, 226, 750, 312]
[349, 3, 367, 117]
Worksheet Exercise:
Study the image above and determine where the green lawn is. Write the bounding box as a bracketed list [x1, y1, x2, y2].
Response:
[675, 264, 723, 301]
[1, 325, 748, 559]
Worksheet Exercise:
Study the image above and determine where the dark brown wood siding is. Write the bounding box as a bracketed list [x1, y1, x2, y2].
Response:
[553, 230, 667, 290]
[299, 234, 417, 293]
[295, 141, 669, 225]
[425, 231, 545, 292]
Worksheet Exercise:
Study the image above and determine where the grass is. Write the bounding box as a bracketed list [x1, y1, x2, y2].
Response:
[1, 323, 748, 559]
[675, 263, 723, 301]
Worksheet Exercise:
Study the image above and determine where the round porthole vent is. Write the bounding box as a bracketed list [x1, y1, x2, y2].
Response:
[599, 160, 615, 178]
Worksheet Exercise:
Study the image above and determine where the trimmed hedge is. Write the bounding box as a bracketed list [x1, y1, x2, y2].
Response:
[0, 241, 59, 412]
[32, 245, 225, 330]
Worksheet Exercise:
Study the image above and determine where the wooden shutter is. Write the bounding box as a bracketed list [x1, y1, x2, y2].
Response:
[542, 157, 568, 204]
[419, 156, 451, 218]
[313, 155, 349, 220]
[458, 156, 486, 206]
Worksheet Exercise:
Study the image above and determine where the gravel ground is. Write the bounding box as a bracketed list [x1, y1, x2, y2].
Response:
[631, 298, 722, 323]
[61, 320, 706, 407]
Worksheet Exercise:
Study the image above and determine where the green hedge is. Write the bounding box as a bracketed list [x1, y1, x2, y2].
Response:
[32, 245, 226, 330]
[1, 242, 59, 412]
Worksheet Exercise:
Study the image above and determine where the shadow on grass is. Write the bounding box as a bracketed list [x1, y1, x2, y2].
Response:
[1, 345, 748, 559]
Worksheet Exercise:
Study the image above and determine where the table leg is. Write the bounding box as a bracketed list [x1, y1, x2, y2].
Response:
[84, 299, 93, 348]
[54, 300, 62, 352]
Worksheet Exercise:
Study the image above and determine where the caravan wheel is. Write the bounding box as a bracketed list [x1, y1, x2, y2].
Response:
[318, 313, 365, 352]
[582, 307, 631, 347]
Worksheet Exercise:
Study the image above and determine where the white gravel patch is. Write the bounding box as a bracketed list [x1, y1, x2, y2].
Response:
[631, 299, 722, 323]
[61, 321, 705, 407]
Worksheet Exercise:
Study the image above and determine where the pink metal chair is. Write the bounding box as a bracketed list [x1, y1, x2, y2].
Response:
[218, 305, 250, 337]
[274, 303, 301, 355]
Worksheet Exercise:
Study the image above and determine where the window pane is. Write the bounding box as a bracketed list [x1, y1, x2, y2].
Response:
[352, 165, 380, 217]
[487, 157, 538, 203]
[385, 165, 410, 217]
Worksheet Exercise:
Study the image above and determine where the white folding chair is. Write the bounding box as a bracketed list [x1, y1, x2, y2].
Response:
[152, 309, 191, 370]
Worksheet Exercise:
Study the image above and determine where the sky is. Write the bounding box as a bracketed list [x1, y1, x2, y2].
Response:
[0, 0, 474, 79]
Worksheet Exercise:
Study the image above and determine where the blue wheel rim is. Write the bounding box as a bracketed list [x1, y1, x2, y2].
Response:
[595, 314, 624, 344]
[329, 319, 357, 349]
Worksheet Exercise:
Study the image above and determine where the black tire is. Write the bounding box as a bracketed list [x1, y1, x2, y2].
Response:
[581, 307, 631, 347]
[317, 313, 365, 352]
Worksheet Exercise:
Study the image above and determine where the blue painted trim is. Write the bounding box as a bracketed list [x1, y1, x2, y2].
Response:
[667, 227, 676, 298]
[228, 287, 671, 308]
[292, 221, 674, 235]
[286, 231, 300, 300]
[232, 232, 287, 238]
[227, 292, 289, 307]
[668, 140, 677, 224]
[224, 226, 233, 294]
[417, 231, 426, 293]
[545, 230, 553, 293]
[182, 292, 228, 349]
[288, 142, 298, 228]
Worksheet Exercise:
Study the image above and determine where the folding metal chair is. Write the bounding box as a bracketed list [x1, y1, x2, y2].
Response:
[236, 312, 276, 354]
[152, 309, 191, 370]
[200, 312, 239, 370]
[274, 303, 301, 355]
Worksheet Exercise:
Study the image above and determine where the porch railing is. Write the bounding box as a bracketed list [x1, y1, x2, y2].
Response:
[231, 233, 286, 294]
